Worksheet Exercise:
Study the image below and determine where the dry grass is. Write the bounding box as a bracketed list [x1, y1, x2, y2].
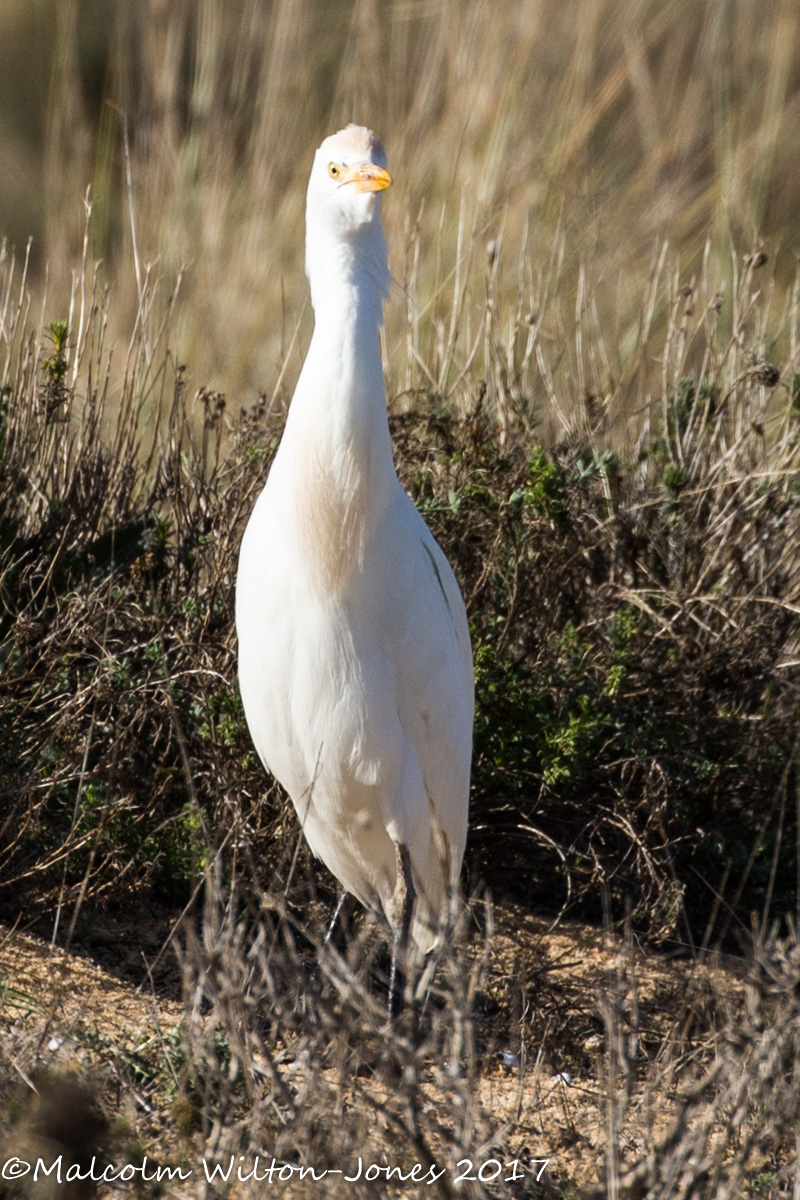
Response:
[2, 229, 799, 935]
[3, 892, 800, 1198]
[2, 1, 800, 1195]
[1, 226, 800, 1192]
[2, 0, 799, 404]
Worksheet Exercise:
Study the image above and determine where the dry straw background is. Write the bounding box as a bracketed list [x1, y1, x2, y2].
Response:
[2, 0, 799, 412]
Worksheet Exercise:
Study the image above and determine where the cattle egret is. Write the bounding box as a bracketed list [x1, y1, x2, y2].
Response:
[236, 125, 473, 998]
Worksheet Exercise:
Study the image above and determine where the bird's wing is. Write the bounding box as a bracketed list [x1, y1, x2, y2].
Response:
[375, 492, 473, 876]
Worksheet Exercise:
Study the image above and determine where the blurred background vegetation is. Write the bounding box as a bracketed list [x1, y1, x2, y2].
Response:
[1, 0, 799, 410]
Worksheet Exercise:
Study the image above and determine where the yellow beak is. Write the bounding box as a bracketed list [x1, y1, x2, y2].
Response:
[339, 162, 393, 193]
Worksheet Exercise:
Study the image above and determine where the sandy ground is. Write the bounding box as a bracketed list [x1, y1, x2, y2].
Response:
[0, 907, 746, 1198]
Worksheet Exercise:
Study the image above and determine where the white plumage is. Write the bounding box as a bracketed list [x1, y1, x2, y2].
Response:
[236, 125, 473, 962]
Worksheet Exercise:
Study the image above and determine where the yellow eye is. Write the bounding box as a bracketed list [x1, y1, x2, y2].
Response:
[328, 162, 341, 180]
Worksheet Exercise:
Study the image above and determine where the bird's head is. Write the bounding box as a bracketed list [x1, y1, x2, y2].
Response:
[307, 124, 392, 235]
[305, 125, 392, 305]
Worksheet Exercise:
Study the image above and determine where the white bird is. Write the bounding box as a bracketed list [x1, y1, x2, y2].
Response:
[236, 124, 473, 988]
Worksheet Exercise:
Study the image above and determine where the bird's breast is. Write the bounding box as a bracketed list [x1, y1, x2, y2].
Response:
[277, 422, 395, 596]
[291, 441, 364, 592]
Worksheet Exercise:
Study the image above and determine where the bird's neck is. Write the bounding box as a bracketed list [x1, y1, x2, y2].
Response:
[296, 256, 392, 451]
[276, 244, 397, 592]
[306, 220, 390, 319]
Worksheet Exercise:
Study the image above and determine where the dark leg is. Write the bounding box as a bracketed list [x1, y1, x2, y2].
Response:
[387, 843, 415, 1018]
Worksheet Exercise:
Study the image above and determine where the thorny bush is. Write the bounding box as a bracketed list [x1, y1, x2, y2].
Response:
[1, 261, 799, 950]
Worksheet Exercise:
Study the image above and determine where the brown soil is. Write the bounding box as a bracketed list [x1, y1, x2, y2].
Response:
[0, 906, 747, 1199]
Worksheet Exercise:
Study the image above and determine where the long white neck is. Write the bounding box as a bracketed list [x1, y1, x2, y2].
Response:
[274, 226, 398, 593]
[306, 215, 391, 319]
